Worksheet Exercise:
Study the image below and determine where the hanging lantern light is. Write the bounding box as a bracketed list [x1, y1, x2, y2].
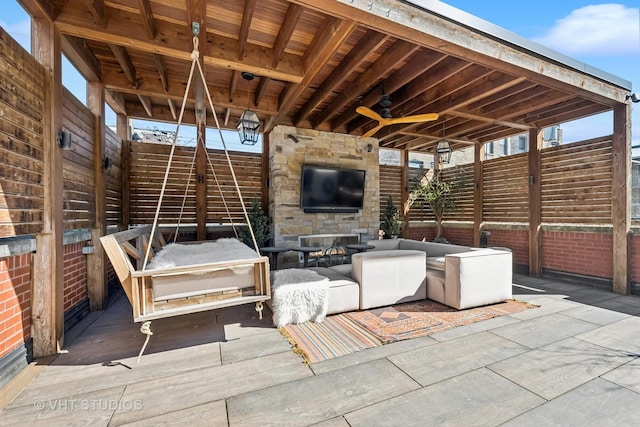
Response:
[436, 121, 452, 164]
[237, 72, 261, 145]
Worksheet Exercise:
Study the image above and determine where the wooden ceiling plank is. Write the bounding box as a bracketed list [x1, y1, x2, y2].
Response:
[62, 35, 102, 82]
[153, 54, 169, 93]
[272, 4, 302, 68]
[137, 94, 153, 117]
[54, 12, 304, 83]
[334, 49, 450, 130]
[294, 30, 389, 125]
[229, 70, 239, 102]
[238, 0, 257, 61]
[137, 0, 156, 39]
[109, 44, 138, 87]
[313, 39, 419, 127]
[264, 17, 357, 132]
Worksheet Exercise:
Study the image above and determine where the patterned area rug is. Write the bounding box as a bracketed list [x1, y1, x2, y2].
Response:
[281, 299, 534, 363]
[281, 314, 382, 364]
[345, 299, 533, 344]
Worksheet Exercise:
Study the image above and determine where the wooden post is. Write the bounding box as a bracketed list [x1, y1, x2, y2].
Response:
[196, 122, 207, 240]
[116, 113, 130, 229]
[32, 17, 64, 357]
[87, 82, 107, 310]
[612, 103, 631, 294]
[473, 143, 485, 247]
[261, 132, 270, 217]
[528, 128, 543, 277]
[401, 149, 409, 237]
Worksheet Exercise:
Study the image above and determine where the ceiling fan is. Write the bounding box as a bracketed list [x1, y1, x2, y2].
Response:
[356, 91, 439, 138]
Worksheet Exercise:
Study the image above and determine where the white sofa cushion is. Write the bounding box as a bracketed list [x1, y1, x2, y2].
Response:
[352, 249, 426, 309]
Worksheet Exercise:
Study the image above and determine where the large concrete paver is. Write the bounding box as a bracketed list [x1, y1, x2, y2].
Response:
[118, 399, 227, 426]
[502, 378, 640, 426]
[602, 358, 640, 393]
[345, 368, 544, 427]
[561, 304, 631, 325]
[226, 359, 420, 427]
[110, 351, 312, 425]
[388, 331, 528, 387]
[489, 337, 633, 400]
[577, 316, 640, 354]
[490, 312, 599, 349]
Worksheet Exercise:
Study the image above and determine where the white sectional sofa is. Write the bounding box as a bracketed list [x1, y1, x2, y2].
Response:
[305, 238, 512, 312]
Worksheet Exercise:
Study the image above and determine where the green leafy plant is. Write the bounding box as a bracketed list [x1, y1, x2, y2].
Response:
[237, 199, 272, 248]
[406, 168, 466, 242]
[380, 195, 403, 238]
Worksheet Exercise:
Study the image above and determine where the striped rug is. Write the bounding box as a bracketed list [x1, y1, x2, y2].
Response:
[281, 314, 383, 364]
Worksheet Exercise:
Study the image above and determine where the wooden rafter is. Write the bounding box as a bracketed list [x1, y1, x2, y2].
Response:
[88, 0, 107, 27]
[110, 44, 138, 87]
[238, 0, 257, 61]
[137, 0, 156, 39]
[272, 4, 302, 68]
[153, 54, 169, 93]
[137, 94, 153, 117]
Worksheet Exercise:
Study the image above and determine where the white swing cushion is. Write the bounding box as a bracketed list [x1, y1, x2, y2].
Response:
[147, 238, 261, 301]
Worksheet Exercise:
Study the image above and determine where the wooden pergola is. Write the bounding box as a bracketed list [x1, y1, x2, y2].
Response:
[15, 0, 632, 356]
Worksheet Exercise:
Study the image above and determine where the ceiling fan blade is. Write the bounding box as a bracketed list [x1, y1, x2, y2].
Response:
[362, 124, 384, 138]
[387, 113, 439, 125]
[356, 106, 383, 122]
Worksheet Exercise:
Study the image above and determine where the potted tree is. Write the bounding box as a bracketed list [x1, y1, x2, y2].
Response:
[405, 168, 465, 243]
[380, 195, 402, 239]
[237, 199, 272, 248]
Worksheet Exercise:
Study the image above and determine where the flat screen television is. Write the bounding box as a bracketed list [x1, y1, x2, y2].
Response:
[300, 165, 366, 213]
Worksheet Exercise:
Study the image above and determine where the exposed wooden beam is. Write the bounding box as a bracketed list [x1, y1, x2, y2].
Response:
[272, 4, 302, 68]
[295, 30, 389, 125]
[473, 143, 485, 247]
[238, 0, 257, 60]
[105, 89, 126, 115]
[126, 101, 202, 125]
[55, 9, 304, 83]
[109, 44, 138, 87]
[167, 98, 177, 121]
[224, 108, 232, 126]
[255, 76, 270, 106]
[153, 54, 168, 92]
[137, 94, 153, 117]
[61, 35, 101, 82]
[229, 70, 239, 102]
[333, 49, 449, 130]
[265, 17, 357, 132]
[101, 68, 280, 115]
[137, 0, 156, 39]
[528, 128, 543, 277]
[87, 0, 107, 27]
[15, 0, 56, 21]
[313, 39, 418, 128]
[293, 0, 626, 105]
[449, 111, 531, 131]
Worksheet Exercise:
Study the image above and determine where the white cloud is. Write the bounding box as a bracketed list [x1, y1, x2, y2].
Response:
[533, 4, 640, 56]
[0, 18, 31, 50]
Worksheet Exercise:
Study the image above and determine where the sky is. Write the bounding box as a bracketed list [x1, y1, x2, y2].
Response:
[2, 1, 638, 152]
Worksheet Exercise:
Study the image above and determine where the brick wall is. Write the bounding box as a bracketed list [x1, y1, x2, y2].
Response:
[0, 254, 31, 358]
[542, 230, 613, 279]
[485, 228, 529, 267]
[63, 242, 88, 312]
[407, 225, 435, 242]
[442, 226, 474, 247]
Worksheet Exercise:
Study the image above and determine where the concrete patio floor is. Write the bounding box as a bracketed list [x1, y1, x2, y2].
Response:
[1, 274, 640, 426]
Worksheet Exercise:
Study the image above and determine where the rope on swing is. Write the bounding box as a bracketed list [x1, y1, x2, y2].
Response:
[143, 31, 261, 270]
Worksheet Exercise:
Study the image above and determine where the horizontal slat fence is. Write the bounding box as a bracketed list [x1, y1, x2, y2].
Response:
[442, 164, 474, 222]
[129, 142, 263, 224]
[407, 167, 432, 221]
[0, 28, 45, 237]
[104, 127, 122, 227]
[379, 165, 403, 222]
[540, 136, 612, 224]
[483, 152, 529, 222]
[62, 88, 96, 230]
[207, 151, 262, 223]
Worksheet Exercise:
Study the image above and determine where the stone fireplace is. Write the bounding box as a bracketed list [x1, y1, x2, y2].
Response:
[269, 125, 380, 256]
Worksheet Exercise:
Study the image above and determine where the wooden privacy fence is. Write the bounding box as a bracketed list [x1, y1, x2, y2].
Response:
[128, 141, 262, 225]
[0, 28, 45, 237]
[381, 136, 614, 226]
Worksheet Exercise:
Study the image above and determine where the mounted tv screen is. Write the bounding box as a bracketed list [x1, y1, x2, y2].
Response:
[300, 165, 366, 213]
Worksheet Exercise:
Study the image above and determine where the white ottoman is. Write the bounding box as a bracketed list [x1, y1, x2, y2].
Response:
[270, 269, 330, 327]
[352, 250, 427, 309]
